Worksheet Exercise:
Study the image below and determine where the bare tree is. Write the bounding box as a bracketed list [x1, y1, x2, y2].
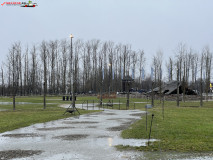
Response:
[7, 42, 21, 110]
[48, 40, 57, 95]
[203, 46, 212, 101]
[138, 50, 145, 86]
[40, 41, 48, 109]
[1, 65, 4, 96]
[200, 52, 204, 107]
[60, 39, 68, 94]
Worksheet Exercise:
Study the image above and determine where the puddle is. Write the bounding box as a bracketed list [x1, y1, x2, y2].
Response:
[0, 102, 55, 105]
[130, 113, 146, 116]
[0, 150, 43, 159]
[37, 127, 73, 131]
[63, 121, 99, 124]
[0, 102, 37, 105]
[2, 133, 41, 138]
[107, 125, 129, 131]
[105, 137, 156, 147]
[107, 118, 123, 121]
[101, 112, 117, 115]
[87, 126, 97, 128]
[97, 135, 111, 138]
[54, 134, 89, 141]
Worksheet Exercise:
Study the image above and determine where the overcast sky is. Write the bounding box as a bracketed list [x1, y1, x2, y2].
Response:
[1, 0, 213, 72]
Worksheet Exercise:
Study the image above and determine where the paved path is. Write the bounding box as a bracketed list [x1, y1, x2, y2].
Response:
[0, 108, 148, 160]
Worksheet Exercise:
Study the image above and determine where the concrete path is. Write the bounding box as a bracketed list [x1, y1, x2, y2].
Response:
[0, 108, 149, 160]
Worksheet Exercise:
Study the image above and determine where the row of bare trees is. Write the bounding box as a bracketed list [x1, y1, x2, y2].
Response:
[0, 39, 146, 96]
[0, 40, 212, 97]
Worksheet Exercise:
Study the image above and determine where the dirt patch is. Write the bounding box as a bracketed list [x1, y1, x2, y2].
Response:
[63, 121, 98, 124]
[54, 134, 89, 141]
[2, 133, 40, 138]
[37, 127, 74, 131]
[0, 150, 42, 160]
[130, 113, 145, 117]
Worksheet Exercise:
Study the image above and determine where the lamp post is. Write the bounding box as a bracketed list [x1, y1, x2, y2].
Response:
[70, 34, 75, 109]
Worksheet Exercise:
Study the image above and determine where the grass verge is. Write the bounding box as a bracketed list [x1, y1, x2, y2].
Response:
[120, 101, 213, 152]
[0, 97, 100, 133]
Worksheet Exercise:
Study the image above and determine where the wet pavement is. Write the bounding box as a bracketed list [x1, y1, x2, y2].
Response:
[0, 105, 212, 160]
[0, 102, 55, 106]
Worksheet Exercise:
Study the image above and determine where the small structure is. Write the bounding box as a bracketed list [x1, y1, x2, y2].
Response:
[153, 81, 197, 95]
[97, 92, 116, 99]
[122, 76, 134, 108]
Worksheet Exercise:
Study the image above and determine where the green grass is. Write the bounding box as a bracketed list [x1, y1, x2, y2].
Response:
[0, 96, 100, 133]
[121, 101, 213, 152]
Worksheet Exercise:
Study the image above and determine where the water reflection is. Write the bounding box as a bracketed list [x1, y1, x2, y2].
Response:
[0, 102, 37, 105]
[0, 102, 55, 105]
[108, 138, 113, 147]
[106, 136, 157, 147]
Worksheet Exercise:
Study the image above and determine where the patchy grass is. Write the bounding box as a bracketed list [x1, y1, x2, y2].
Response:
[0, 96, 100, 133]
[120, 101, 213, 152]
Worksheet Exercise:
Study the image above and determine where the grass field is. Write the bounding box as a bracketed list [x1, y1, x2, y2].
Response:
[120, 100, 213, 152]
[0, 96, 100, 133]
[0, 95, 213, 152]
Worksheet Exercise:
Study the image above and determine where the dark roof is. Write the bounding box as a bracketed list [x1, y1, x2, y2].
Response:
[153, 81, 197, 95]
[122, 76, 134, 82]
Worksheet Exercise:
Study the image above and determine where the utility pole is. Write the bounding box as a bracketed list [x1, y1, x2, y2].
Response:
[200, 55, 203, 107]
[43, 81, 46, 109]
[177, 66, 180, 107]
[151, 81, 154, 107]
[108, 63, 112, 98]
[100, 67, 103, 107]
[126, 82, 130, 109]
[13, 81, 16, 111]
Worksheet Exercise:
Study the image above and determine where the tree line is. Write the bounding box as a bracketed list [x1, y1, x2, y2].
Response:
[0, 39, 212, 97]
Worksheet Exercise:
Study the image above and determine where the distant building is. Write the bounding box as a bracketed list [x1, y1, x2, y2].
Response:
[153, 81, 197, 95]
